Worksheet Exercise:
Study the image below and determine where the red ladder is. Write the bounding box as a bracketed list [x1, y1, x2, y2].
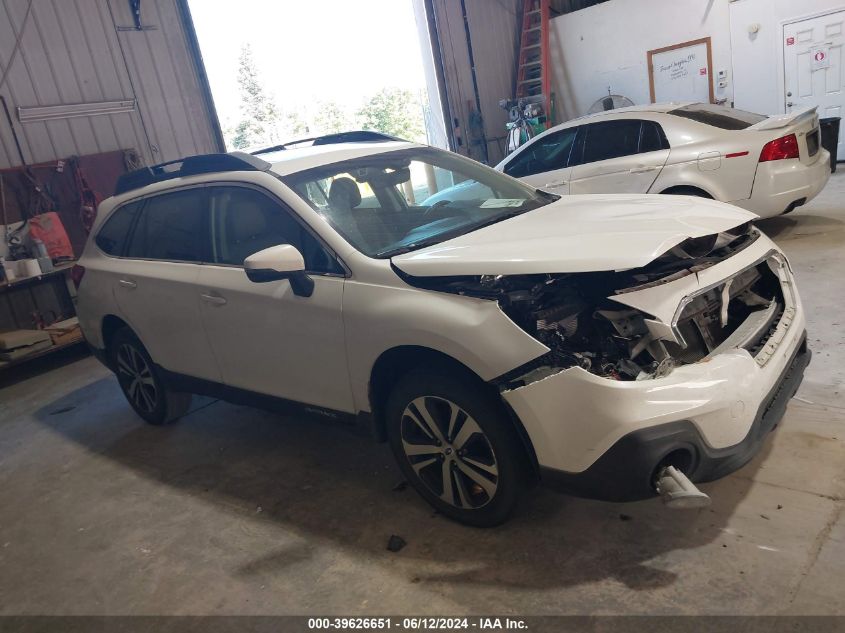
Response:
[515, 0, 552, 127]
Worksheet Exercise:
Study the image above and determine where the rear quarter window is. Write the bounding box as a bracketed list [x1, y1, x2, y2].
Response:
[126, 189, 207, 262]
[95, 201, 141, 256]
[668, 104, 766, 130]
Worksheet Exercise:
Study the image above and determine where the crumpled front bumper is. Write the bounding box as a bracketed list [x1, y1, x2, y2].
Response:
[501, 237, 809, 501]
[525, 332, 809, 501]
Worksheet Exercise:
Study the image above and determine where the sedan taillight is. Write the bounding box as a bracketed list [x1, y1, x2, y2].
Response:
[759, 134, 799, 162]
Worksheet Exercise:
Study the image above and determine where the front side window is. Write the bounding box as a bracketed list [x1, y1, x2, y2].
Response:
[126, 189, 206, 262]
[95, 200, 141, 256]
[504, 127, 579, 178]
[580, 119, 643, 163]
[282, 147, 557, 258]
[209, 187, 342, 274]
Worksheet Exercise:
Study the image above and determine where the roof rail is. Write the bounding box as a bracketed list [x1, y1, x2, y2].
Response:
[251, 130, 402, 155]
[114, 151, 271, 196]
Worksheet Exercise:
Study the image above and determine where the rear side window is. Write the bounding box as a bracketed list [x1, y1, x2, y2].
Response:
[640, 121, 670, 153]
[581, 120, 642, 163]
[504, 127, 579, 177]
[95, 201, 141, 256]
[127, 189, 207, 262]
[209, 186, 343, 274]
[668, 103, 766, 130]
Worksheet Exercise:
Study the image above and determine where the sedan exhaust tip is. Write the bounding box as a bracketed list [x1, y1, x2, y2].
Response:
[655, 465, 712, 509]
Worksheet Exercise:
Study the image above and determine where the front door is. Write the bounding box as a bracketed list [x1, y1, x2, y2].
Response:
[784, 10, 845, 158]
[196, 185, 354, 413]
[501, 127, 578, 194]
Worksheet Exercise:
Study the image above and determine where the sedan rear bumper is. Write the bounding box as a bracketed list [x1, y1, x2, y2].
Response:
[735, 150, 830, 219]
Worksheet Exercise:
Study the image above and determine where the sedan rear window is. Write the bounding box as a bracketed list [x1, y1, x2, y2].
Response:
[668, 103, 767, 130]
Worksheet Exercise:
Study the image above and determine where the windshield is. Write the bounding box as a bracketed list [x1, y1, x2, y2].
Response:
[281, 147, 557, 258]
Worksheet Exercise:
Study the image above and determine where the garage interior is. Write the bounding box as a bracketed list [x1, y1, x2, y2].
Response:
[1, 0, 844, 621]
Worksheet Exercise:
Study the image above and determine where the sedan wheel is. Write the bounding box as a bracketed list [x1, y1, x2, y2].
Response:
[400, 396, 499, 510]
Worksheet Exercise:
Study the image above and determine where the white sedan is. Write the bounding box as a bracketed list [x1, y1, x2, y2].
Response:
[429, 103, 830, 219]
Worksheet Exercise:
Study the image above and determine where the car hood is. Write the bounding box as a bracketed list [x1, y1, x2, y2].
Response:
[392, 194, 756, 276]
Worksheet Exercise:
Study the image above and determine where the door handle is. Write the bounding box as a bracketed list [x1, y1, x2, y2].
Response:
[200, 292, 227, 307]
[544, 180, 568, 188]
[118, 278, 137, 289]
[630, 165, 658, 174]
[786, 102, 794, 108]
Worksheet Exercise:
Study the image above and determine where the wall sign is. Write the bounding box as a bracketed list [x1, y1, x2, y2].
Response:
[647, 37, 715, 104]
[811, 46, 831, 70]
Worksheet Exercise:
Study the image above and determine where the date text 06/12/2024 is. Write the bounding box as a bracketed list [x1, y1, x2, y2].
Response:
[307, 618, 529, 630]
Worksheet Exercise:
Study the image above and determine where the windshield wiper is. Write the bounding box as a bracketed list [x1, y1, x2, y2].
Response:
[376, 235, 452, 258]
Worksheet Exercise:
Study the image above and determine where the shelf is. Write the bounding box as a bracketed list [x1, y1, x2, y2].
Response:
[0, 336, 85, 371]
[0, 261, 76, 293]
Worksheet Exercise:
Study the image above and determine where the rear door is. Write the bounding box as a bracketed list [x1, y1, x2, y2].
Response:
[501, 127, 578, 194]
[569, 119, 670, 194]
[113, 187, 221, 382]
[783, 9, 845, 158]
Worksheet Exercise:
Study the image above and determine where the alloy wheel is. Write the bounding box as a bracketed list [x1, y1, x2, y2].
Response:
[116, 343, 158, 414]
[400, 396, 499, 509]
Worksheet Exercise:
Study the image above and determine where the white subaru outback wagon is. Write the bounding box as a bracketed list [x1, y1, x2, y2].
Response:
[76, 131, 811, 526]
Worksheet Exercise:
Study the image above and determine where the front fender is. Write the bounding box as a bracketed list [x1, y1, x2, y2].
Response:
[342, 280, 548, 413]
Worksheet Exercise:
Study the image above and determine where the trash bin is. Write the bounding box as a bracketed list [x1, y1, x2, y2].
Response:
[819, 117, 841, 173]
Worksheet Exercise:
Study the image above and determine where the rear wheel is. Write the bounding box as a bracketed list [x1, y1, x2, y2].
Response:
[386, 368, 528, 527]
[110, 328, 191, 425]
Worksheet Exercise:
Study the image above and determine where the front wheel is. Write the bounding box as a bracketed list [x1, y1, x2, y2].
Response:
[386, 368, 529, 527]
[110, 327, 192, 425]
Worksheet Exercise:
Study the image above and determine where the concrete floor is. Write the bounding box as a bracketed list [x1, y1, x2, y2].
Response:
[1, 175, 844, 616]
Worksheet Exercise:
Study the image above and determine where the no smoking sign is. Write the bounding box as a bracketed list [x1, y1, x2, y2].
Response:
[811, 46, 831, 70]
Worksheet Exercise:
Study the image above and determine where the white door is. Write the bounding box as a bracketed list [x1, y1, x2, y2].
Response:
[197, 186, 355, 413]
[113, 188, 221, 382]
[569, 120, 669, 194]
[784, 10, 845, 159]
[502, 127, 579, 194]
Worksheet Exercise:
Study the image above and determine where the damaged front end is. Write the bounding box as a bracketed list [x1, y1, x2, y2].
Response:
[398, 223, 792, 386]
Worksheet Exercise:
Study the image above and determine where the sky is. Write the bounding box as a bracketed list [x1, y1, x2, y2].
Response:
[188, 0, 429, 132]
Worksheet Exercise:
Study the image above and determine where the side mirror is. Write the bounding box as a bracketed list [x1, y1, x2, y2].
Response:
[243, 244, 314, 297]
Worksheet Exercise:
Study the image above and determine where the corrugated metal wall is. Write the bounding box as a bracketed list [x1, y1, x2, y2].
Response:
[0, 0, 223, 170]
[428, 0, 521, 165]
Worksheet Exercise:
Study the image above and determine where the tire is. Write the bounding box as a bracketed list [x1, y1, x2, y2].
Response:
[110, 327, 192, 425]
[385, 367, 529, 527]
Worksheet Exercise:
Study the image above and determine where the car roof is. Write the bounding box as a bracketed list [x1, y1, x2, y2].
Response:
[566, 101, 691, 123]
[262, 140, 421, 176]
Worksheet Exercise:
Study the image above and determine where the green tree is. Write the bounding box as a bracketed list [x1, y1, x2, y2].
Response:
[313, 100, 352, 135]
[285, 110, 309, 137]
[357, 88, 425, 141]
[229, 44, 281, 149]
